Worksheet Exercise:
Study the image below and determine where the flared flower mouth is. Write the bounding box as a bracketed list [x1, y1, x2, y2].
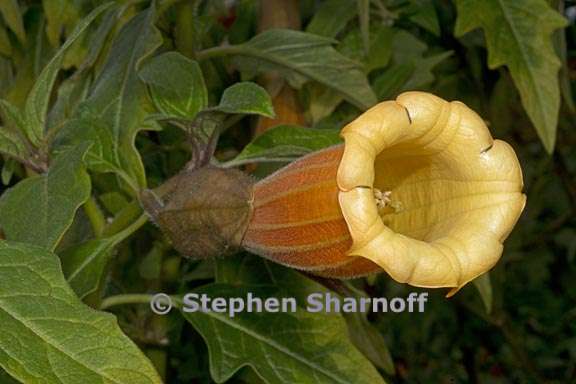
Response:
[337, 91, 526, 295]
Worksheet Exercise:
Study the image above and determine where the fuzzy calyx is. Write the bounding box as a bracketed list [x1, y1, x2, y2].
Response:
[141, 166, 254, 259]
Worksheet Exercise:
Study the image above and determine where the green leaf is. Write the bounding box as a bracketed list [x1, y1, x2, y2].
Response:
[0, 0, 25, 43]
[47, 72, 91, 131]
[214, 82, 274, 117]
[0, 99, 27, 159]
[138, 241, 164, 280]
[227, 0, 257, 45]
[56, 117, 122, 179]
[0, 126, 26, 159]
[0, 367, 20, 384]
[391, 30, 452, 89]
[72, 4, 162, 188]
[0, 99, 25, 134]
[373, 63, 415, 100]
[1, 158, 16, 185]
[61, 214, 146, 299]
[344, 311, 395, 375]
[339, 26, 395, 73]
[230, 29, 377, 110]
[77, 5, 121, 75]
[306, 82, 344, 124]
[228, 125, 342, 166]
[42, 0, 81, 46]
[0, 56, 13, 92]
[173, 0, 202, 57]
[473, 272, 493, 314]
[306, 0, 356, 38]
[0, 144, 91, 251]
[454, 0, 568, 152]
[0, 240, 162, 384]
[182, 265, 385, 384]
[0, 21, 12, 57]
[214, 255, 261, 285]
[23, 2, 113, 147]
[371, 30, 451, 100]
[404, 51, 453, 90]
[98, 191, 129, 215]
[61, 237, 118, 300]
[406, 0, 440, 37]
[306, 25, 394, 123]
[552, 4, 575, 113]
[61, 29, 90, 70]
[140, 51, 208, 120]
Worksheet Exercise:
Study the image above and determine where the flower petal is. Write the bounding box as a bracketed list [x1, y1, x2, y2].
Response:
[337, 91, 526, 291]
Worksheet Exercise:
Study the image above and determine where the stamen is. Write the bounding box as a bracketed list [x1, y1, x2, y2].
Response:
[373, 188, 403, 213]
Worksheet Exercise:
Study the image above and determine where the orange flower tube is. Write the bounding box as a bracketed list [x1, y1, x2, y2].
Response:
[243, 91, 526, 295]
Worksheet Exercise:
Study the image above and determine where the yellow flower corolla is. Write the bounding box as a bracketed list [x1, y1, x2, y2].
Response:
[337, 91, 526, 295]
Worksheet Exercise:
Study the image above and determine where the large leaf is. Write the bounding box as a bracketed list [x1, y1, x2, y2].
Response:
[139, 51, 208, 120]
[182, 259, 385, 384]
[70, 4, 162, 188]
[226, 124, 341, 167]
[22, 2, 112, 147]
[306, 0, 356, 38]
[0, 0, 25, 43]
[226, 29, 377, 110]
[0, 144, 91, 251]
[0, 241, 162, 384]
[454, 0, 567, 152]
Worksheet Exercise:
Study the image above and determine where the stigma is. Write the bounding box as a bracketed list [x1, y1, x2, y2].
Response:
[374, 188, 403, 214]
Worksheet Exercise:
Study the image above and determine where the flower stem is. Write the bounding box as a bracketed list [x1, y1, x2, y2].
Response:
[110, 213, 148, 243]
[100, 294, 154, 310]
[103, 200, 144, 237]
[83, 196, 106, 237]
[100, 293, 183, 310]
[195, 45, 243, 61]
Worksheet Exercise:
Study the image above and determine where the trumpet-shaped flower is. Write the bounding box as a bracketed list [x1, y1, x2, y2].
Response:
[244, 92, 525, 295]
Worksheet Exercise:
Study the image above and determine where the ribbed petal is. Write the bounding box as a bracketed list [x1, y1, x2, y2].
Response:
[337, 91, 525, 292]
